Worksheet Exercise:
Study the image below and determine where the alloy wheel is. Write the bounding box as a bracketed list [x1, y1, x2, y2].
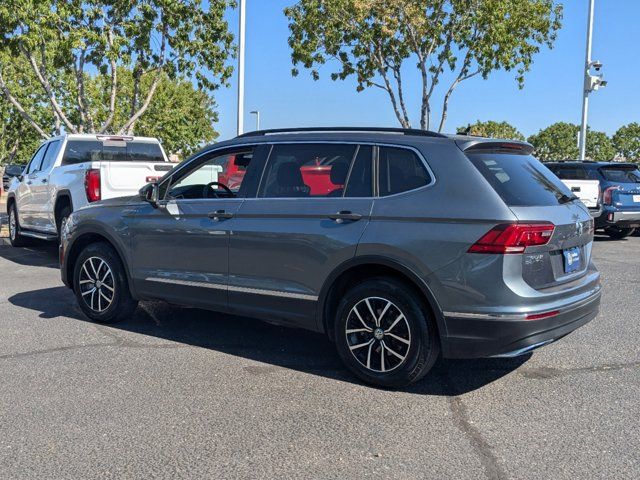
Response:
[345, 296, 411, 373]
[9, 209, 16, 241]
[79, 257, 115, 313]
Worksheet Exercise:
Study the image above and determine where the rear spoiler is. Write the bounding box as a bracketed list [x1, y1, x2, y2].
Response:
[455, 137, 534, 156]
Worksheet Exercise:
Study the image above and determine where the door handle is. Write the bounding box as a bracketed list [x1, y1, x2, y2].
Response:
[26, 181, 32, 185]
[208, 210, 234, 221]
[41, 179, 48, 184]
[328, 211, 363, 223]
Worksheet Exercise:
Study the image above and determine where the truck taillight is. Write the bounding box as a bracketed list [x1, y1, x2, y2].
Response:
[468, 223, 555, 254]
[602, 186, 619, 206]
[85, 169, 101, 202]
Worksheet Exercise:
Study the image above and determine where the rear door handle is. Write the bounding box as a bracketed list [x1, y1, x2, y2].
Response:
[328, 211, 363, 223]
[208, 210, 234, 221]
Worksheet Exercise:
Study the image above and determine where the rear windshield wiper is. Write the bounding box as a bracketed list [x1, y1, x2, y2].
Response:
[558, 194, 580, 204]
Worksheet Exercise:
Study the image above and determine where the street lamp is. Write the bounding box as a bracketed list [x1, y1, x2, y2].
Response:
[237, 0, 246, 136]
[579, 0, 607, 160]
[250, 110, 260, 131]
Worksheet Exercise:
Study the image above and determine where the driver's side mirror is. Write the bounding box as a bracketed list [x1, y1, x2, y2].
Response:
[140, 182, 160, 208]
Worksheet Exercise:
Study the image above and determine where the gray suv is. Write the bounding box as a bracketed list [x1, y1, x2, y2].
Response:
[59, 128, 601, 388]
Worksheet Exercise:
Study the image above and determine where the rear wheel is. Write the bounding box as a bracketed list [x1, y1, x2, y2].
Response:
[56, 205, 72, 240]
[8, 204, 29, 247]
[334, 278, 439, 388]
[605, 227, 635, 239]
[73, 242, 138, 323]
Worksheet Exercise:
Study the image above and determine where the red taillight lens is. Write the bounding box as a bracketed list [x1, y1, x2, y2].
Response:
[602, 186, 619, 205]
[85, 169, 101, 202]
[468, 223, 555, 254]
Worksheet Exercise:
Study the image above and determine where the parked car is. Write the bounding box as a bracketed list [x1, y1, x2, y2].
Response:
[546, 161, 640, 239]
[2, 164, 24, 192]
[6, 134, 172, 246]
[59, 128, 601, 388]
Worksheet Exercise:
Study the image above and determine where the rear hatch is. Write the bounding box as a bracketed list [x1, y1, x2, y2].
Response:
[599, 165, 640, 209]
[98, 137, 171, 199]
[465, 146, 593, 290]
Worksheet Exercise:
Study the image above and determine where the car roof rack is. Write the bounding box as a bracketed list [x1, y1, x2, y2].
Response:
[237, 127, 448, 139]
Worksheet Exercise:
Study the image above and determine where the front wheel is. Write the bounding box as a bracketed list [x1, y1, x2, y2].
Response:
[605, 226, 635, 239]
[73, 242, 138, 323]
[8, 204, 29, 247]
[334, 278, 439, 388]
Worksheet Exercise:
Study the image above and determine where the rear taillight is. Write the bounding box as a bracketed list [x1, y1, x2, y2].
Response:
[469, 223, 555, 254]
[602, 186, 619, 205]
[85, 169, 101, 202]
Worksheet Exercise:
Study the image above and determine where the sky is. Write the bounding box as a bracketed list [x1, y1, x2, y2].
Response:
[212, 1, 640, 141]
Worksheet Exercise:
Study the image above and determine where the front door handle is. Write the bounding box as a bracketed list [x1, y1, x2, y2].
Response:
[328, 211, 363, 223]
[208, 210, 234, 221]
[41, 179, 48, 184]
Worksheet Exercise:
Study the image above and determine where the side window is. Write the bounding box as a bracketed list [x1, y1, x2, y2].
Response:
[378, 147, 432, 196]
[166, 149, 254, 200]
[259, 143, 358, 198]
[25, 145, 48, 175]
[344, 145, 373, 197]
[39, 140, 61, 173]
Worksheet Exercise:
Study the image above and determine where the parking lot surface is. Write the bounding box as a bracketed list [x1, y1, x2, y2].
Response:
[0, 231, 638, 479]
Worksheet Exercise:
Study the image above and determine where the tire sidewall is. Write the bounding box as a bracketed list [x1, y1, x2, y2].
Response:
[73, 243, 130, 323]
[334, 278, 438, 388]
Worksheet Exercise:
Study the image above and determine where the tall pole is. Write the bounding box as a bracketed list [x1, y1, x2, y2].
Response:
[579, 0, 595, 160]
[237, 0, 246, 136]
[250, 110, 260, 131]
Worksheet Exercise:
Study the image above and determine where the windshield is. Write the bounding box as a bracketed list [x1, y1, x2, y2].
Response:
[468, 153, 575, 207]
[600, 167, 640, 183]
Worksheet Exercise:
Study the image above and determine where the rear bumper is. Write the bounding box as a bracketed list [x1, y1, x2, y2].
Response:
[595, 208, 640, 228]
[440, 287, 601, 359]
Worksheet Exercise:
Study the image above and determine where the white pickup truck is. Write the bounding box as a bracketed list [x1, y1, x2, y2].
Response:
[560, 179, 601, 212]
[6, 134, 173, 246]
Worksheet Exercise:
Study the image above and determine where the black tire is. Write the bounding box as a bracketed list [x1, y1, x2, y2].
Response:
[56, 205, 72, 240]
[8, 204, 29, 247]
[334, 278, 439, 388]
[605, 227, 635, 240]
[73, 242, 138, 323]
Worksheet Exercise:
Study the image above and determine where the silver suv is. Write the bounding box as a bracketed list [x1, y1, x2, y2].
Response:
[59, 128, 601, 388]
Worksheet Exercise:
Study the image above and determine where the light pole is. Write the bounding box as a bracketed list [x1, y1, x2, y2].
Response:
[250, 110, 260, 131]
[236, 0, 246, 136]
[579, 0, 607, 160]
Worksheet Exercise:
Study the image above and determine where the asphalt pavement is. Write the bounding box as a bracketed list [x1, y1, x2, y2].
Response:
[0, 233, 638, 479]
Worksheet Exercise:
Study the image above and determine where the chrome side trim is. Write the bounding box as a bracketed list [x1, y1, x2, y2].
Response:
[229, 285, 318, 302]
[145, 277, 318, 301]
[145, 277, 226, 291]
[443, 289, 601, 321]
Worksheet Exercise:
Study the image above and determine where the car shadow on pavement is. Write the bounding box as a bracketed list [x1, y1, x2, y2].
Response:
[9, 285, 530, 395]
[0, 242, 60, 268]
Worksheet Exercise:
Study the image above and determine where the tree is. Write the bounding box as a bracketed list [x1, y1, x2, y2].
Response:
[613, 123, 640, 162]
[0, 0, 234, 138]
[457, 120, 524, 140]
[528, 122, 615, 161]
[285, 0, 562, 132]
[89, 70, 219, 157]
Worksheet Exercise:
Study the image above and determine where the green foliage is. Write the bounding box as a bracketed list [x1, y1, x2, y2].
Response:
[285, 0, 562, 131]
[0, 0, 234, 136]
[527, 122, 616, 161]
[613, 123, 640, 162]
[458, 120, 525, 140]
[89, 70, 218, 156]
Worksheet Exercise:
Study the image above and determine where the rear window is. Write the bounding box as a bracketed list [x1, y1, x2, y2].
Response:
[549, 165, 596, 180]
[468, 153, 574, 206]
[599, 167, 640, 183]
[62, 140, 166, 165]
